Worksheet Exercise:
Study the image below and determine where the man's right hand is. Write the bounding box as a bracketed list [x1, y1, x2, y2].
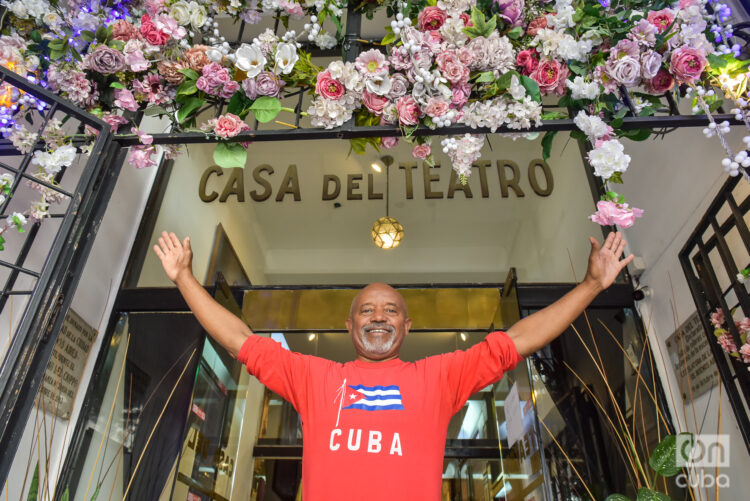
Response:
[154, 231, 193, 283]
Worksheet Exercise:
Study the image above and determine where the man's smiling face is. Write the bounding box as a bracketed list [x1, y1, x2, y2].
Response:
[346, 283, 412, 362]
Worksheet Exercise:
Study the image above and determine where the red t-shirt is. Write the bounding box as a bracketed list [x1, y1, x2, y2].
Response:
[237, 330, 523, 500]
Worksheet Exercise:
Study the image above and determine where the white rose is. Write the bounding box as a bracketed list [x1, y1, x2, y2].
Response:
[52, 145, 77, 168]
[170, 1, 191, 25]
[25, 55, 39, 71]
[190, 5, 208, 30]
[206, 47, 224, 62]
[587, 140, 631, 179]
[274, 42, 298, 75]
[43, 12, 62, 28]
[234, 43, 266, 77]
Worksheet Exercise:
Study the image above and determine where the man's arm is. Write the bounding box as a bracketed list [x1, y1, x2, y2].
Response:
[153, 231, 251, 357]
[507, 232, 634, 357]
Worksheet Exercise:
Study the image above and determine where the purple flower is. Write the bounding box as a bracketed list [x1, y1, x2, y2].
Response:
[494, 0, 524, 27]
[84, 45, 126, 74]
[242, 78, 258, 100]
[256, 71, 284, 97]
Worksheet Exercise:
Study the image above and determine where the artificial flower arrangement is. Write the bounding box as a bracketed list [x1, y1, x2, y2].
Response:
[709, 306, 750, 370]
[0, 0, 748, 248]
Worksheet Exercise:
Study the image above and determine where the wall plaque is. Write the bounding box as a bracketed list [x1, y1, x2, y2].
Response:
[666, 311, 719, 401]
[38, 309, 97, 419]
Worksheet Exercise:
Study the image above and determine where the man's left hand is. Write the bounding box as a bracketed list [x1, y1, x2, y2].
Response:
[584, 232, 634, 292]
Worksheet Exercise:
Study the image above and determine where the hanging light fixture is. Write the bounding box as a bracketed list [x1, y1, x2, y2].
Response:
[371, 155, 404, 249]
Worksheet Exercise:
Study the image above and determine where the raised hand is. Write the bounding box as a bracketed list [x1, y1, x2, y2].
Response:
[153, 231, 193, 283]
[584, 232, 634, 291]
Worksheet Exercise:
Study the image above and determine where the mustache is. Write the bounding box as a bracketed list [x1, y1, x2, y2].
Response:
[363, 323, 395, 334]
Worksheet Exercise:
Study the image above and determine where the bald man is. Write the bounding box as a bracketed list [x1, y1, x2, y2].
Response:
[155, 230, 633, 501]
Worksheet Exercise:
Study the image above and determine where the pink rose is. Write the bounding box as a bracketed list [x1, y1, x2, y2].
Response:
[213, 113, 249, 138]
[740, 342, 750, 363]
[436, 51, 470, 85]
[381, 136, 398, 149]
[417, 7, 447, 31]
[641, 50, 663, 79]
[670, 46, 707, 84]
[315, 70, 345, 100]
[362, 89, 389, 115]
[645, 68, 674, 94]
[531, 59, 569, 96]
[140, 15, 169, 45]
[589, 200, 644, 228]
[396, 95, 420, 126]
[516, 49, 539, 76]
[424, 97, 449, 118]
[737, 317, 750, 336]
[459, 13, 472, 26]
[412, 144, 431, 159]
[451, 83, 470, 108]
[647, 9, 675, 33]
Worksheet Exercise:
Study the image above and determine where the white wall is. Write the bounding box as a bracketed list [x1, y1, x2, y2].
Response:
[622, 125, 750, 500]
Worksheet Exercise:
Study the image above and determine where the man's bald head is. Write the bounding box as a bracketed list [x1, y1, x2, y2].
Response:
[346, 283, 411, 362]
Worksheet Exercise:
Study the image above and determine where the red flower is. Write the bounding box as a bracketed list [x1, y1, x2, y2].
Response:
[140, 15, 169, 46]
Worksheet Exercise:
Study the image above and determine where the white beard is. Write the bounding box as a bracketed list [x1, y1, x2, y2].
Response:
[360, 326, 396, 355]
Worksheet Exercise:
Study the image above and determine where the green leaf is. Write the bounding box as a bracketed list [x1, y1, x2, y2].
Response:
[650, 435, 681, 477]
[30, 30, 43, 43]
[609, 172, 623, 184]
[623, 129, 651, 141]
[541, 131, 557, 162]
[81, 30, 95, 43]
[176, 97, 204, 123]
[520, 75, 541, 103]
[541, 111, 567, 120]
[0, 234, 5, 251]
[108, 39, 125, 51]
[707, 53, 728, 69]
[227, 91, 251, 117]
[213, 142, 247, 169]
[49, 50, 64, 61]
[143, 106, 168, 116]
[475, 71, 496, 83]
[95, 26, 107, 43]
[606, 495, 632, 501]
[506, 26, 523, 40]
[177, 80, 197, 96]
[349, 138, 368, 155]
[70, 48, 83, 62]
[497, 70, 519, 91]
[249, 96, 282, 123]
[381, 32, 396, 45]
[61, 487, 70, 501]
[110, 82, 125, 89]
[636, 488, 672, 501]
[27, 463, 38, 501]
[569, 62, 587, 76]
[90, 485, 101, 501]
[178, 67, 200, 81]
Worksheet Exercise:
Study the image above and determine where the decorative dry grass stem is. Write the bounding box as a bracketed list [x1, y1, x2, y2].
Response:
[84, 334, 130, 501]
[121, 348, 197, 501]
[538, 416, 597, 501]
[20, 405, 41, 501]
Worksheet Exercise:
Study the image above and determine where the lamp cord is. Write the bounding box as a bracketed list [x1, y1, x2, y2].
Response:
[386, 161, 390, 217]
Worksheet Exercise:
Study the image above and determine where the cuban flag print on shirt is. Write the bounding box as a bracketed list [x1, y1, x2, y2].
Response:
[342, 384, 404, 411]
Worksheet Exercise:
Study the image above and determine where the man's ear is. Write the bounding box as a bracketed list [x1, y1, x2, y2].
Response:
[345, 317, 353, 334]
[404, 317, 412, 336]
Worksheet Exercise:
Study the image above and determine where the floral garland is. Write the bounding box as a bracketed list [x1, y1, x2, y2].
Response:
[710, 306, 750, 371]
[0, 0, 746, 245]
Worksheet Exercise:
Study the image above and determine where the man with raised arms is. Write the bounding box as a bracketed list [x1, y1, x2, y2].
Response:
[154, 230, 632, 500]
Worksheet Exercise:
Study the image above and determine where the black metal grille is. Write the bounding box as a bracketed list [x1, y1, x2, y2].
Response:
[0, 63, 125, 482]
[680, 175, 750, 453]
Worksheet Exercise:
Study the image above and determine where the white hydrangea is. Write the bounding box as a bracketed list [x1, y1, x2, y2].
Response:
[507, 97, 543, 130]
[437, 0, 477, 15]
[587, 139, 631, 179]
[327, 61, 364, 92]
[566, 77, 601, 100]
[32, 144, 77, 175]
[574, 111, 610, 141]
[307, 91, 360, 129]
[556, 35, 594, 62]
[440, 16, 469, 47]
[530, 29, 563, 59]
[315, 32, 337, 50]
[547, 5, 576, 30]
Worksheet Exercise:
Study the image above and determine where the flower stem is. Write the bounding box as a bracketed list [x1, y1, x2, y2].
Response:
[280, 107, 308, 117]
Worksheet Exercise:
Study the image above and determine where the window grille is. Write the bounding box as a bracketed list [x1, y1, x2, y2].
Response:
[681, 174, 750, 453]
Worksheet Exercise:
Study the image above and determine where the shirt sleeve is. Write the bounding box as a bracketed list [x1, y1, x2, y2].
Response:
[236, 335, 313, 414]
[437, 330, 524, 415]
